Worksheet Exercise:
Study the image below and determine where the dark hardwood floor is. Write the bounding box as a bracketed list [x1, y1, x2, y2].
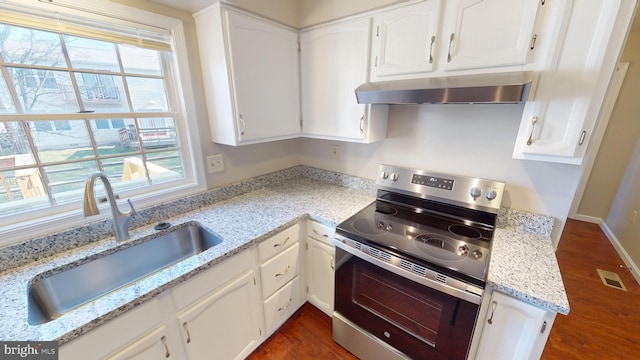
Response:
[248, 219, 640, 359]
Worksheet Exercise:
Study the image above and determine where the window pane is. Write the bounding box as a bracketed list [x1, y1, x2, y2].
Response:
[45, 161, 98, 203]
[137, 117, 178, 150]
[0, 24, 65, 67]
[119, 45, 163, 76]
[75, 73, 128, 113]
[0, 122, 35, 165]
[0, 75, 17, 113]
[0, 168, 50, 215]
[8, 68, 79, 113]
[32, 120, 93, 162]
[127, 77, 168, 112]
[145, 150, 183, 183]
[111, 119, 125, 128]
[108, 155, 150, 190]
[64, 36, 120, 72]
[90, 118, 138, 155]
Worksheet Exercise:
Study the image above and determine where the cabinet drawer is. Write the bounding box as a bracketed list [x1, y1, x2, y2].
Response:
[258, 224, 299, 262]
[263, 275, 304, 335]
[260, 242, 300, 298]
[306, 221, 335, 245]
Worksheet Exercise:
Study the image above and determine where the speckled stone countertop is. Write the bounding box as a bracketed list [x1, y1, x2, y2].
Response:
[0, 166, 569, 345]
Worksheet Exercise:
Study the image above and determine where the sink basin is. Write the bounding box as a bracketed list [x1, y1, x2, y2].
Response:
[28, 222, 222, 325]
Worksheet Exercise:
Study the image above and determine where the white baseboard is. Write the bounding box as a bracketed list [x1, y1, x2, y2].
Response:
[569, 214, 602, 224]
[599, 221, 640, 285]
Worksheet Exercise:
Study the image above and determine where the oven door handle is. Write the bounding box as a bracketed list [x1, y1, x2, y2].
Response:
[334, 235, 483, 305]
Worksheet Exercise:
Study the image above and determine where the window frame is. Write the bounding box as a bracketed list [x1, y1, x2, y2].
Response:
[0, 0, 206, 246]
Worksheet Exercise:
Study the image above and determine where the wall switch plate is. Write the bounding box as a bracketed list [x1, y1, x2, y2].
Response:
[206, 154, 224, 173]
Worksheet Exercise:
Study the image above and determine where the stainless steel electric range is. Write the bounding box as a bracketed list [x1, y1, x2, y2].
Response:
[333, 164, 505, 360]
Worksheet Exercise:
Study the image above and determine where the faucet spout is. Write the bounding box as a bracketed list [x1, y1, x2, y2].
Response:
[83, 171, 136, 242]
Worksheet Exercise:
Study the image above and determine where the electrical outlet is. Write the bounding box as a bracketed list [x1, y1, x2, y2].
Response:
[331, 145, 340, 160]
[630, 210, 638, 224]
[206, 154, 224, 173]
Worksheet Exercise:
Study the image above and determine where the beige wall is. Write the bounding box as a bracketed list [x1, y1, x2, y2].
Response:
[578, 31, 640, 219]
[298, 0, 405, 27]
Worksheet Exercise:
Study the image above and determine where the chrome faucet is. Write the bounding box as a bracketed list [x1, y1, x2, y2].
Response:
[83, 171, 136, 242]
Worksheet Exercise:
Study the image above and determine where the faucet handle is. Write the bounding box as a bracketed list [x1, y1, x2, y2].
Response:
[125, 199, 136, 216]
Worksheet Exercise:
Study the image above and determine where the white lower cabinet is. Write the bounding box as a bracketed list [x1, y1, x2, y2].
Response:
[175, 270, 261, 360]
[258, 224, 305, 337]
[305, 221, 336, 316]
[474, 291, 556, 360]
[59, 299, 167, 360]
[107, 327, 172, 360]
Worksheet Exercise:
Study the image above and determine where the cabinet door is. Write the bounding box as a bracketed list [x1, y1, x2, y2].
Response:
[512, 0, 632, 164]
[176, 270, 262, 360]
[59, 299, 164, 360]
[475, 291, 547, 360]
[306, 238, 335, 316]
[225, 9, 301, 143]
[441, 0, 539, 71]
[370, 0, 443, 81]
[108, 327, 172, 360]
[301, 17, 380, 141]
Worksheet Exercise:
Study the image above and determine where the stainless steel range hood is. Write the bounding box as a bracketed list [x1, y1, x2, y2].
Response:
[355, 71, 533, 105]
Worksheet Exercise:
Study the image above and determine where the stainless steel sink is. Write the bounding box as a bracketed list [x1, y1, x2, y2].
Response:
[28, 223, 222, 325]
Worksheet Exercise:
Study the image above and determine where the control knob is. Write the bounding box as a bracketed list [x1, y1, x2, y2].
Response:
[470, 187, 482, 199]
[390, 172, 399, 182]
[381, 171, 389, 180]
[458, 245, 469, 257]
[471, 249, 483, 259]
[485, 189, 497, 201]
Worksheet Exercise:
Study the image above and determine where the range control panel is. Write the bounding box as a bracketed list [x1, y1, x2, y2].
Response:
[376, 164, 506, 213]
[411, 174, 454, 190]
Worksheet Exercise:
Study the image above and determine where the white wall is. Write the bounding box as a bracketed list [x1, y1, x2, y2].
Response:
[606, 136, 640, 267]
[299, 104, 585, 244]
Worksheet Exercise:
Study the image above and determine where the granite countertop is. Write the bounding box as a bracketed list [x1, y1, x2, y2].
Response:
[0, 167, 569, 345]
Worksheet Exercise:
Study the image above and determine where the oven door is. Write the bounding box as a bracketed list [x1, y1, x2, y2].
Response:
[333, 240, 481, 360]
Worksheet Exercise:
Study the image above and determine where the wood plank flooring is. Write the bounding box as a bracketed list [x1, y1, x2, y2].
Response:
[248, 219, 640, 359]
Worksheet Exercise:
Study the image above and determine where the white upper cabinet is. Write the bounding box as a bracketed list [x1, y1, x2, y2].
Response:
[194, 5, 300, 146]
[370, 0, 540, 81]
[370, 0, 443, 81]
[512, 0, 634, 164]
[440, 0, 540, 72]
[300, 17, 389, 143]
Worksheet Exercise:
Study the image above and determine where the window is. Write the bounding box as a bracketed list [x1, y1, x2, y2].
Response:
[0, 3, 202, 239]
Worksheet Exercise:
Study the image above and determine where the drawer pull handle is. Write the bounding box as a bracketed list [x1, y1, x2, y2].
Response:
[429, 35, 436, 64]
[275, 265, 291, 278]
[330, 256, 335, 270]
[313, 229, 328, 238]
[278, 298, 293, 312]
[527, 116, 538, 146]
[183, 321, 192, 343]
[161, 336, 170, 358]
[447, 33, 455, 62]
[487, 300, 498, 325]
[273, 236, 290, 248]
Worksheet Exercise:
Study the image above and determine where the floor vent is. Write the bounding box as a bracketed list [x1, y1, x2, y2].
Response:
[597, 269, 627, 291]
